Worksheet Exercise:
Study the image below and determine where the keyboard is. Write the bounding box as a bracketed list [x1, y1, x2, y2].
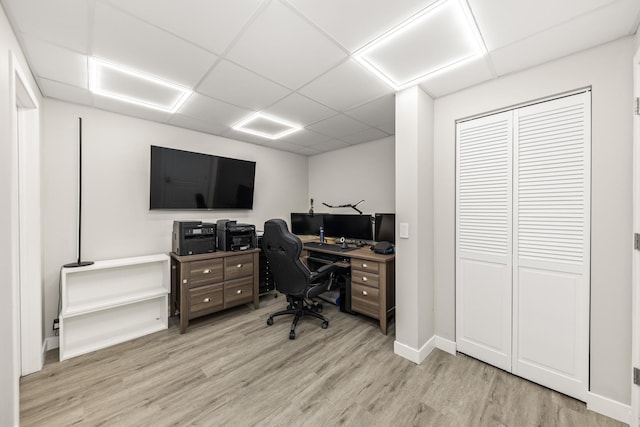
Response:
[303, 241, 358, 252]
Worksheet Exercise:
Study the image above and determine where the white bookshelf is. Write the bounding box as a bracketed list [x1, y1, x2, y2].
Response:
[59, 254, 170, 361]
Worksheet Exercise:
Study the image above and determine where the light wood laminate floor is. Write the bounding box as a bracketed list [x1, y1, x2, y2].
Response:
[21, 294, 624, 426]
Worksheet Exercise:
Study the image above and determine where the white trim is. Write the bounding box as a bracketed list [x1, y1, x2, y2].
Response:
[587, 392, 631, 425]
[435, 335, 456, 355]
[10, 52, 43, 377]
[631, 43, 640, 427]
[394, 335, 435, 364]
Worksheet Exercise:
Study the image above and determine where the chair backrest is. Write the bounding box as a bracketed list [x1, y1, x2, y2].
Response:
[262, 219, 311, 298]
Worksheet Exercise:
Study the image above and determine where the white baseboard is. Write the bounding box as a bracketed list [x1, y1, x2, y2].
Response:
[45, 336, 59, 351]
[586, 391, 631, 425]
[394, 335, 435, 364]
[435, 336, 456, 355]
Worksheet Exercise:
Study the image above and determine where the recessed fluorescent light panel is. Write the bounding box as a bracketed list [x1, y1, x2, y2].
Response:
[89, 57, 192, 113]
[233, 113, 302, 139]
[354, 0, 487, 90]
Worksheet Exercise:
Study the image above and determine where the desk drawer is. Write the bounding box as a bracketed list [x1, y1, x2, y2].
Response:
[189, 259, 223, 288]
[190, 284, 224, 316]
[350, 258, 379, 274]
[351, 269, 380, 288]
[225, 253, 254, 280]
[351, 283, 379, 319]
[225, 276, 254, 307]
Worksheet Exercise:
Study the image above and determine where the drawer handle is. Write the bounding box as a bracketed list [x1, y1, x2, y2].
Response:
[363, 276, 368, 281]
[362, 290, 368, 296]
[237, 264, 243, 268]
[236, 289, 242, 294]
[182, 279, 187, 284]
[362, 263, 367, 268]
[203, 269, 211, 274]
[203, 297, 211, 303]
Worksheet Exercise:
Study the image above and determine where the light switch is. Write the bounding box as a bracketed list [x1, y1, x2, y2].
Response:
[399, 223, 409, 239]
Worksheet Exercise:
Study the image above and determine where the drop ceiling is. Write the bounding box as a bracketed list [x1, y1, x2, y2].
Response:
[2, 0, 639, 155]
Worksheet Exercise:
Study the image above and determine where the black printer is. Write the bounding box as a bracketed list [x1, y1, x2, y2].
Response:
[216, 219, 257, 251]
[172, 221, 216, 255]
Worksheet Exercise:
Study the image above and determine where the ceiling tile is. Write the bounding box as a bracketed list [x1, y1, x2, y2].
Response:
[489, 0, 640, 76]
[22, 36, 87, 88]
[285, 0, 431, 52]
[263, 93, 336, 126]
[104, 0, 263, 54]
[345, 94, 395, 134]
[341, 127, 388, 145]
[470, 0, 616, 51]
[38, 78, 94, 106]
[197, 60, 290, 111]
[307, 114, 370, 139]
[311, 138, 350, 153]
[419, 56, 494, 97]
[295, 146, 321, 156]
[299, 59, 392, 111]
[261, 139, 306, 153]
[92, 2, 217, 87]
[280, 129, 333, 147]
[168, 114, 229, 135]
[2, 0, 90, 53]
[225, 0, 347, 89]
[177, 93, 251, 126]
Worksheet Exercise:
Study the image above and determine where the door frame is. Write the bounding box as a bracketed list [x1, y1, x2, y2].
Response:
[10, 52, 43, 378]
[631, 44, 640, 427]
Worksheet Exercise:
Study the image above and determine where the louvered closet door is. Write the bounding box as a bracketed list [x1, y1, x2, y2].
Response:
[456, 111, 513, 371]
[512, 93, 590, 400]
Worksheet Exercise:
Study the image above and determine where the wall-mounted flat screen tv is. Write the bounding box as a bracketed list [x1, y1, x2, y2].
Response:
[150, 146, 256, 210]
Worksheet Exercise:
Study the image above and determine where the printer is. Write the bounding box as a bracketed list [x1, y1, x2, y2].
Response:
[172, 221, 216, 255]
[216, 219, 257, 251]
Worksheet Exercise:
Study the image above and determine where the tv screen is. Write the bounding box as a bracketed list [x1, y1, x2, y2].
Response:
[290, 213, 325, 235]
[375, 213, 395, 244]
[323, 214, 373, 241]
[150, 146, 256, 210]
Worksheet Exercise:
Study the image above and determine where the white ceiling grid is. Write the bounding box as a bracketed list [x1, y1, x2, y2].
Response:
[1, 0, 638, 155]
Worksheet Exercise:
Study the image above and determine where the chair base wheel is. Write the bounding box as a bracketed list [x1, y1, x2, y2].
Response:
[322, 321, 329, 329]
[266, 317, 274, 326]
[289, 331, 296, 339]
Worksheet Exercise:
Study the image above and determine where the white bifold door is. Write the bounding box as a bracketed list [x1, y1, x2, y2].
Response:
[456, 92, 591, 401]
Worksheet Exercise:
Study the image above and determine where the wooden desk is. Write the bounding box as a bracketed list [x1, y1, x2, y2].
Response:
[303, 242, 395, 335]
[170, 249, 260, 333]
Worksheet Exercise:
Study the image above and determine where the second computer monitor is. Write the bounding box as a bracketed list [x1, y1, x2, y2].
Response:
[374, 213, 395, 244]
[323, 214, 372, 241]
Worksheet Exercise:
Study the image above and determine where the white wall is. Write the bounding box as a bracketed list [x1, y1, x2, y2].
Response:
[394, 86, 435, 362]
[41, 99, 309, 342]
[434, 37, 634, 404]
[0, 3, 43, 425]
[308, 136, 395, 215]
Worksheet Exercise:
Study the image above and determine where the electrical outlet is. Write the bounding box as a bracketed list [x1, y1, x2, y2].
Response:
[52, 318, 59, 331]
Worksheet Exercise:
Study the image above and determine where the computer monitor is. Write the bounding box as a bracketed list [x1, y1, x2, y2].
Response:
[323, 214, 373, 241]
[290, 213, 324, 235]
[374, 213, 395, 244]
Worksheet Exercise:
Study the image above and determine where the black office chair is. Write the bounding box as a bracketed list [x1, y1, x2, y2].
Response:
[262, 219, 338, 339]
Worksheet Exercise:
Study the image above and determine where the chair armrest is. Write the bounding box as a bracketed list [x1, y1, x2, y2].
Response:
[309, 263, 339, 282]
